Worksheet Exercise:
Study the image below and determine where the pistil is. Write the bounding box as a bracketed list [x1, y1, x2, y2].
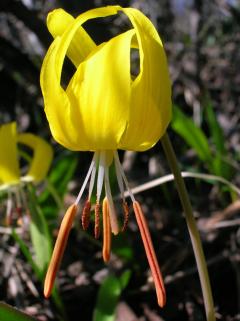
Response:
[102, 197, 111, 262]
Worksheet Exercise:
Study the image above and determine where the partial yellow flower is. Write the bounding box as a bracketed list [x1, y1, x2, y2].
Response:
[40, 6, 171, 151]
[41, 6, 172, 307]
[0, 122, 53, 224]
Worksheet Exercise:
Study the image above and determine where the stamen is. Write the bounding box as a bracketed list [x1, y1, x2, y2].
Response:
[81, 198, 91, 230]
[105, 166, 119, 235]
[75, 153, 97, 205]
[96, 152, 105, 202]
[102, 197, 111, 262]
[113, 151, 135, 203]
[44, 204, 77, 298]
[133, 201, 166, 308]
[114, 157, 125, 202]
[94, 202, 101, 239]
[121, 201, 129, 232]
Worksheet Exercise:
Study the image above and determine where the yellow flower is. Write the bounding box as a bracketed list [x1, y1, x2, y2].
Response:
[41, 6, 171, 307]
[0, 122, 53, 223]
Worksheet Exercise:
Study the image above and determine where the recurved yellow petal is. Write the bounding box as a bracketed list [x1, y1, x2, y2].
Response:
[18, 133, 53, 182]
[40, 38, 77, 150]
[119, 8, 172, 151]
[0, 122, 20, 185]
[47, 8, 96, 67]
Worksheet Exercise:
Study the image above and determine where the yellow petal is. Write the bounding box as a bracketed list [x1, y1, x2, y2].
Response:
[40, 38, 77, 150]
[0, 122, 20, 185]
[18, 133, 53, 183]
[66, 29, 134, 150]
[47, 8, 96, 67]
[119, 8, 172, 151]
[41, 6, 129, 151]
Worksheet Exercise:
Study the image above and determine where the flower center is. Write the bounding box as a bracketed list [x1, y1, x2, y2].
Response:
[74, 150, 135, 237]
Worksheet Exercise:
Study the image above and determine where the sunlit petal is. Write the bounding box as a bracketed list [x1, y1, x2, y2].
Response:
[47, 8, 96, 67]
[66, 29, 134, 150]
[119, 7, 172, 151]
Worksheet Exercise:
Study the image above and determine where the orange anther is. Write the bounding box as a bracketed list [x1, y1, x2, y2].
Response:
[81, 199, 91, 230]
[121, 201, 129, 232]
[133, 201, 166, 308]
[94, 202, 101, 239]
[44, 204, 77, 298]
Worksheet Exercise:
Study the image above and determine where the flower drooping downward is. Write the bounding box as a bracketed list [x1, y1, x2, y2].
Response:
[0, 122, 53, 225]
[41, 5, 172, 307]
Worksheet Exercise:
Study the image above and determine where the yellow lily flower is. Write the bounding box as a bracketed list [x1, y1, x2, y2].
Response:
[0, 122, 53, 223]
[41, 6, 171, 307]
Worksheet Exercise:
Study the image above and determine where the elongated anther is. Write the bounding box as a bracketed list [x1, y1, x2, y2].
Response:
[102, 198, 111, 262]
[82, 198, 91, 230]
[133, 201, 166, 308]
[121, 201, 129, 232]
[44, 204, 77, 298]
[94, 202, 101, 239]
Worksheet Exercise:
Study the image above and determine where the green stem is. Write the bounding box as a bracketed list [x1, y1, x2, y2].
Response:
[161, 133, 215, 321]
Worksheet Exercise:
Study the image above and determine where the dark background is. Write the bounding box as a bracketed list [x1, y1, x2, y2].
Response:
[0, 0, 240, 320]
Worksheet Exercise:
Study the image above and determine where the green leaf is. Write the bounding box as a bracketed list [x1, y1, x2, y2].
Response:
[119, 270, 131, 290]
[39, 152, 78, 203]
[204, 97, 233, 178]
[204, 97, 226, 155]
[171, 105, 212, 162]
[0, 302, 37, 321]
[28, 185, 52, 275]
[93, 271, 131, 321]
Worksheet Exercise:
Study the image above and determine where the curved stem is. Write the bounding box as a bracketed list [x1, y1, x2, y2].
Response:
[161, 132, 215, 321]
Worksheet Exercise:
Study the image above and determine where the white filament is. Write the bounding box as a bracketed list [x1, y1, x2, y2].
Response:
[75, 153, 96, 205]
[114, 157, 125, 202]
[96, 151, 105, 202]
[88, 152, 99, 200]
[113, 151, 135, 202]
